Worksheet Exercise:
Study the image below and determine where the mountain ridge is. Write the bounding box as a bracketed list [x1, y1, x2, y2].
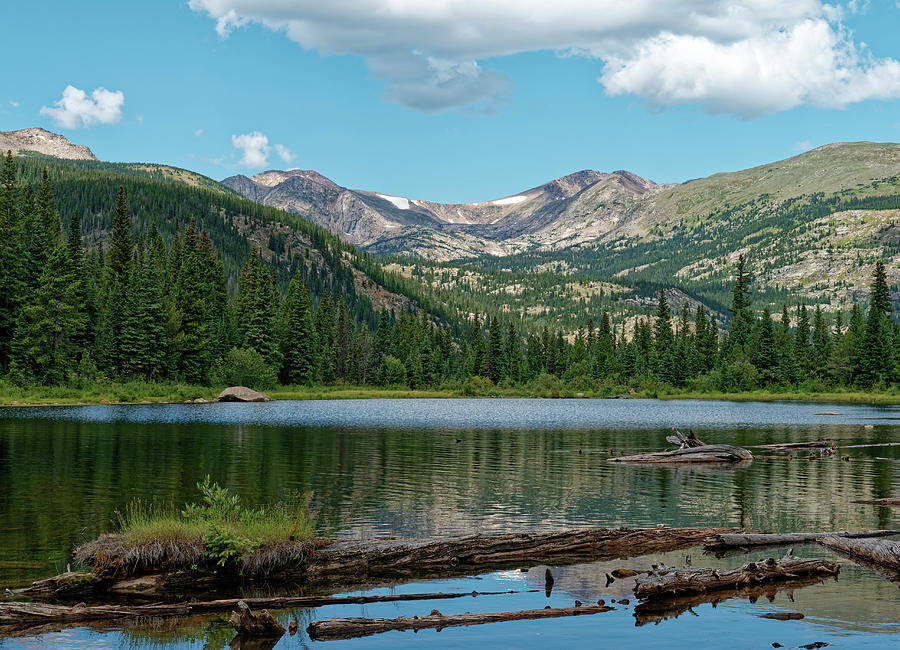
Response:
[0, 127, 98, 160]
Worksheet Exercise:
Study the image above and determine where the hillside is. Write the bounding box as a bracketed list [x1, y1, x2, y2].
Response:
[11, 155, 439, 333]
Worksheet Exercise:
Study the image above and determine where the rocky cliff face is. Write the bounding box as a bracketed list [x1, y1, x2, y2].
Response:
[222, 167, 666, 257]
[0, 128, 98, 160]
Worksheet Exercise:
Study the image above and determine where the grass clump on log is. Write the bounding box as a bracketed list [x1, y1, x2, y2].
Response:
[75, 477, 314, 577]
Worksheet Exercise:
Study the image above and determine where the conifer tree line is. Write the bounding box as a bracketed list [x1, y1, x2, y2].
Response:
[1, 152, 897, 392]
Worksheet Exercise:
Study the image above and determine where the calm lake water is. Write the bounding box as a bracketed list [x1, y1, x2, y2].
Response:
[0, 398, 898, 648]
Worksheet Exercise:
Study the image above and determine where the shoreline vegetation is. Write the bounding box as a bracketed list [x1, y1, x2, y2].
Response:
[1, 378, 898, 406]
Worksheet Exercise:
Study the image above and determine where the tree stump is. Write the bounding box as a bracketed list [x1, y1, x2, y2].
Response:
[229, 601, 285, 637]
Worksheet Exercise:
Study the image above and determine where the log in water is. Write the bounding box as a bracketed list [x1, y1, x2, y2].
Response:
[818, 535, 900, 571]
[633, 557, 839, 600]
[704, 530, 900, 551]
[307, 604, 615, 640]
[608, 445, 753, 464]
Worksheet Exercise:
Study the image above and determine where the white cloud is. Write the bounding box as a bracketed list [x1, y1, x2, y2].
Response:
[232, 131, 270, 167]
[9, 100, 19, 108]
[189, 0, 900, 117]
[274, 143, 295, 163]
[40, 85, 124, 129]
[230, 131, 294, 168]
[793, 139, 813, 151]
[195, 128, 204, 136]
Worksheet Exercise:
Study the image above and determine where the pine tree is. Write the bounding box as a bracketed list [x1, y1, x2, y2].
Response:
[794, 304, 811, 379]
[98, 187, 134, 374]
[774, 305, 798, 385]
[483, 317, 505, 383]
[654, 288, 673, 358]
[505, 322, 521, 384]
[870, 261, 892, 317]
[315, 292, 336, 382]
[811, 306, 832, 381]
[175, 220, 207, 383]
[281, 274, 317, 385]
[728, 255, 753, 349]
[752, 307, 776, 384]
[10, 244, 82, 385]
[35, 169, 60, 245]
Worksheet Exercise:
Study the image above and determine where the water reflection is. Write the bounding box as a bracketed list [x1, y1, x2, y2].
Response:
[0, 399, 897, 648]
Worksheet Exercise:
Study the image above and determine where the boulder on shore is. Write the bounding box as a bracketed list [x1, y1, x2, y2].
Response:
[218, 386, 271, 403]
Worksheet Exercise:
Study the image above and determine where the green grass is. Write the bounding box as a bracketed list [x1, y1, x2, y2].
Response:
[1, 379, 898, 406]
[76, 478, 315, 576]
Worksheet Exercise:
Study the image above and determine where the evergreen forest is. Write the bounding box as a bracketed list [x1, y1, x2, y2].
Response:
[1, 151, 898, 396]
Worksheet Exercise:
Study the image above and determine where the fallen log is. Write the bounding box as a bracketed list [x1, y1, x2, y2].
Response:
[752, 441, 834, 450]
[0, 589, 520, 626]
[633, 557, 839, 600]
[307, 604, 615, 640]
[704, 530, 900, 552]
[632, 576, 827, 626]
[818, 535, 900, 572]
[229, 600, 285, 637]
[853, 498, 900, 507]
[9, 527, 741, 600]
[608, 445, 752, 464]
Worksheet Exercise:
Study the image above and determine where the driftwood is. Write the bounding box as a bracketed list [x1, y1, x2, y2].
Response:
[229, 600, 285, 637]
[632, 576, 827, 626]
[633, 557, 839, 600]
[704, 530, 900, 552]
[853, 498, 900, 507]
[665, 429, 705, 448]
[819, 535, 900, 571]
[609, 445, 753, 464]
[0, 589, 519, 627]
[307, 604, 614, 640]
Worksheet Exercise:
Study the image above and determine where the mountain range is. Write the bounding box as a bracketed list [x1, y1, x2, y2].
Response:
[4, 127, 897, 319]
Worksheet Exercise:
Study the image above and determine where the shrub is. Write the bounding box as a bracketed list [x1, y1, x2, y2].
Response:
[378, 355, 408, 386]
[210, 348, 278, 390]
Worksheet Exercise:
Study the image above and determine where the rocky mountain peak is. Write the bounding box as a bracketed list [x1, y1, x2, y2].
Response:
[0, 127, 98, 160]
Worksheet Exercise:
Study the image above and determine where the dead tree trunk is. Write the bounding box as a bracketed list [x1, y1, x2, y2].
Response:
[818, 535, 900, 571]
[229, 601, 285, 638]
[704, 530, 900, 552]
[307, 604, 614, 640]
[608, 445, 752, 464]
[633, 557, 839, 600]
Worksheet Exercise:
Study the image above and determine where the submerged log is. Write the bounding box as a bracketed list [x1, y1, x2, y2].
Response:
[608, 445, 752, 464]
[753, 440, 834, 450]
[229, 600, 285, 637]
[818, 535, 900, 571]
[704, 530, 900, 552]
[0, 589, 519, 627]
[307, 604, 615, 640]
[852, 498, 900, 507]
[633, 557, 839, 600]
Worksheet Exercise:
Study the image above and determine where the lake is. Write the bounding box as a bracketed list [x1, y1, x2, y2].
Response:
[0, 398, 897, 648]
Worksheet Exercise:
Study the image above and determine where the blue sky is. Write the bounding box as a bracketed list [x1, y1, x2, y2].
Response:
[2, 1, 900, 203]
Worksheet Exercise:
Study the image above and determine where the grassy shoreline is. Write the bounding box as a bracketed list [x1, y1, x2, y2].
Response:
[0, 380, 898, 406]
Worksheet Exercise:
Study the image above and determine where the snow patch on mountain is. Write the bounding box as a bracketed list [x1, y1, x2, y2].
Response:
[491, 195, 529, 206]
[377, 194, 410, 210]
